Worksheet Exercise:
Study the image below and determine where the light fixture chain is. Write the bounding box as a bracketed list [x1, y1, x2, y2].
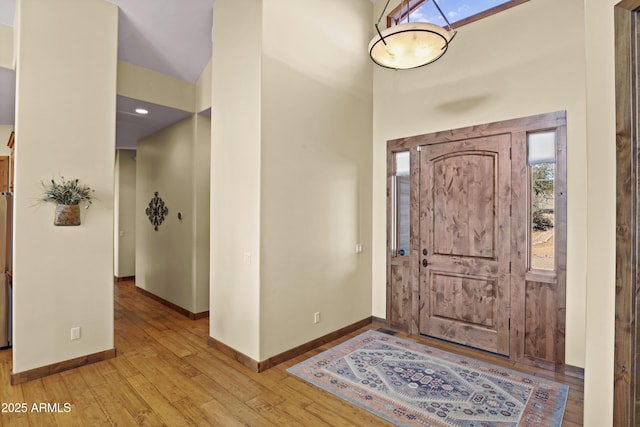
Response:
[376, 0, 391, 25]
[404, 0, 410, 23]
[432, 0, 453, 30]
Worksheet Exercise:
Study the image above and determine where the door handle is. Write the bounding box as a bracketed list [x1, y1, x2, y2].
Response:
[422, 258, 428, 267]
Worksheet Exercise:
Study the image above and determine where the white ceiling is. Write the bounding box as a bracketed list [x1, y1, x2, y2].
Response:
[113, 0, 213, 84]
[0, 0, 214, 149]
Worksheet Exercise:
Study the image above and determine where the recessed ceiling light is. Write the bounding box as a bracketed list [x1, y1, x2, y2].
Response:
[135, 108, 149, 115]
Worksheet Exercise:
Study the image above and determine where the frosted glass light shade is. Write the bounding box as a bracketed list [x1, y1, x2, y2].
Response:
[368, 22, 453, 70]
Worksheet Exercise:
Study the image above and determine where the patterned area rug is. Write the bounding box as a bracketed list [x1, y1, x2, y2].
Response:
[287, 330, 568, 426]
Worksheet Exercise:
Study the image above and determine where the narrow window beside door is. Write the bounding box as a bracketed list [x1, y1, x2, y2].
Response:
[527, 131, 556, 271]
[393, 151, 410, 257]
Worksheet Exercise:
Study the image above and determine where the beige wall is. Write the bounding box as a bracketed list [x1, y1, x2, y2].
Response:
[117, 61, 195, 112]
[582, 0, 616, 425]
[210, 0, 262, 361]
[259, 0, 373, 359]
[137, 120, 194, 309]
[12, 0, 117, 373]
[196, 59, 211, 113]
[136, 115, 210, 314]
[114, 149, 136, 278]
[372, 0, 588, 368]
[115, 52, 207, 283]
[194, 114, 211, 313]
[211, 0, 372, 361]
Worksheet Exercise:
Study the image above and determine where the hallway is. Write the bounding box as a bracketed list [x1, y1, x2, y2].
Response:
[0, 279, 584, 425]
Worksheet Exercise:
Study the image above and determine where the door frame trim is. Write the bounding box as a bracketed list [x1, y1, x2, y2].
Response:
[614, 2, 640, 425]
[386, 111, 567, 367]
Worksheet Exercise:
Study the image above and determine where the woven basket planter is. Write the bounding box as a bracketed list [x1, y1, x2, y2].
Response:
[54, 204, 81, 226]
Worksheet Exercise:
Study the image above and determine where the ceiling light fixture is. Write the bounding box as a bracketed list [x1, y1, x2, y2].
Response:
[135, 108, 149, 115]
[368, 0, 456, 70]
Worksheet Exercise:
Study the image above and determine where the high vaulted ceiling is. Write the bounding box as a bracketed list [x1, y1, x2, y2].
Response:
[0, 0, 214, 149]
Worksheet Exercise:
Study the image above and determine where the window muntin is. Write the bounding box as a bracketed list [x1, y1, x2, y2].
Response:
[527, 131, 556, 271]
[393, 151, 410, 257]
[388, 0, 528, 29]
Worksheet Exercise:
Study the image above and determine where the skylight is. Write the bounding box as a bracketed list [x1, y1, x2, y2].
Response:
[388, 0, 527, 28]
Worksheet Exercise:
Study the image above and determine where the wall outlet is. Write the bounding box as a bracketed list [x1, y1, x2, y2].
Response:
[355, 243, 363, 253]
[314, 312, 321, 324]
[70, 327, 81, 340]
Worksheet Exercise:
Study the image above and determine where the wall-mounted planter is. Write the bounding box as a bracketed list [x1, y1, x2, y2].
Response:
[41, 177, 94, 226]
[54, 204, 81, 226]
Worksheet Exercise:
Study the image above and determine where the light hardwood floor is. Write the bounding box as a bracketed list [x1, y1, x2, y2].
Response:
[0, 279, 584, 426]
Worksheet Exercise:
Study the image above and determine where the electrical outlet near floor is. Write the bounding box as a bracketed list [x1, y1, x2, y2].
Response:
[313, 312, 320, 324]
[70, 327, 81, 340]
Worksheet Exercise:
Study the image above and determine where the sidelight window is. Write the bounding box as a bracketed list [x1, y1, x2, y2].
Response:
[527, 131, 556, 271]
[393, 151, 410, 257]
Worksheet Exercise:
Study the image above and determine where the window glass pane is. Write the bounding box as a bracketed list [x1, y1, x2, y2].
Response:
[395, 152, 410, 256]
[527, 131, 556, 165]
[529, 132, 555, 270]
[397, 0, 512, 26]
[397, 175, 410, 255]
[396, 151, 410, 176]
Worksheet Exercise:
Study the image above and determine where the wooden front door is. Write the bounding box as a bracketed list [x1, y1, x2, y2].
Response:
[418, 135, 511, 355]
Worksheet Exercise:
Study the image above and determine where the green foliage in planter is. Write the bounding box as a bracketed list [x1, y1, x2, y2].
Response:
[532, 210, 554, 231]
[42, 176, 94, 207]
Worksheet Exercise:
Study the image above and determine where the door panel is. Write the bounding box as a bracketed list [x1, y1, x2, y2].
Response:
[389, 260, 413, 330]
[419, 135, 511, 355]
[431, 272, 497, 328]
[432, 153, 496, 259]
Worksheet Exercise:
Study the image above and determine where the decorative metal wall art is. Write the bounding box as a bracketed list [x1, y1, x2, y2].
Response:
[146, 191, 168, 231]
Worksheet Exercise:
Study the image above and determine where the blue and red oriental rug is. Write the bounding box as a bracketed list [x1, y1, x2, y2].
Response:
[287, 330, 568, 426]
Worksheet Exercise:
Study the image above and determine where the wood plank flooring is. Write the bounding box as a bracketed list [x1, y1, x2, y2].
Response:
[0, 279, 584, 426]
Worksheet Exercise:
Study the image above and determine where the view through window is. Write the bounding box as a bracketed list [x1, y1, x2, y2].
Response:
[394, 151, 410, 257]
[389, 0, 527, 28]
[527, 131, 556, 271]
